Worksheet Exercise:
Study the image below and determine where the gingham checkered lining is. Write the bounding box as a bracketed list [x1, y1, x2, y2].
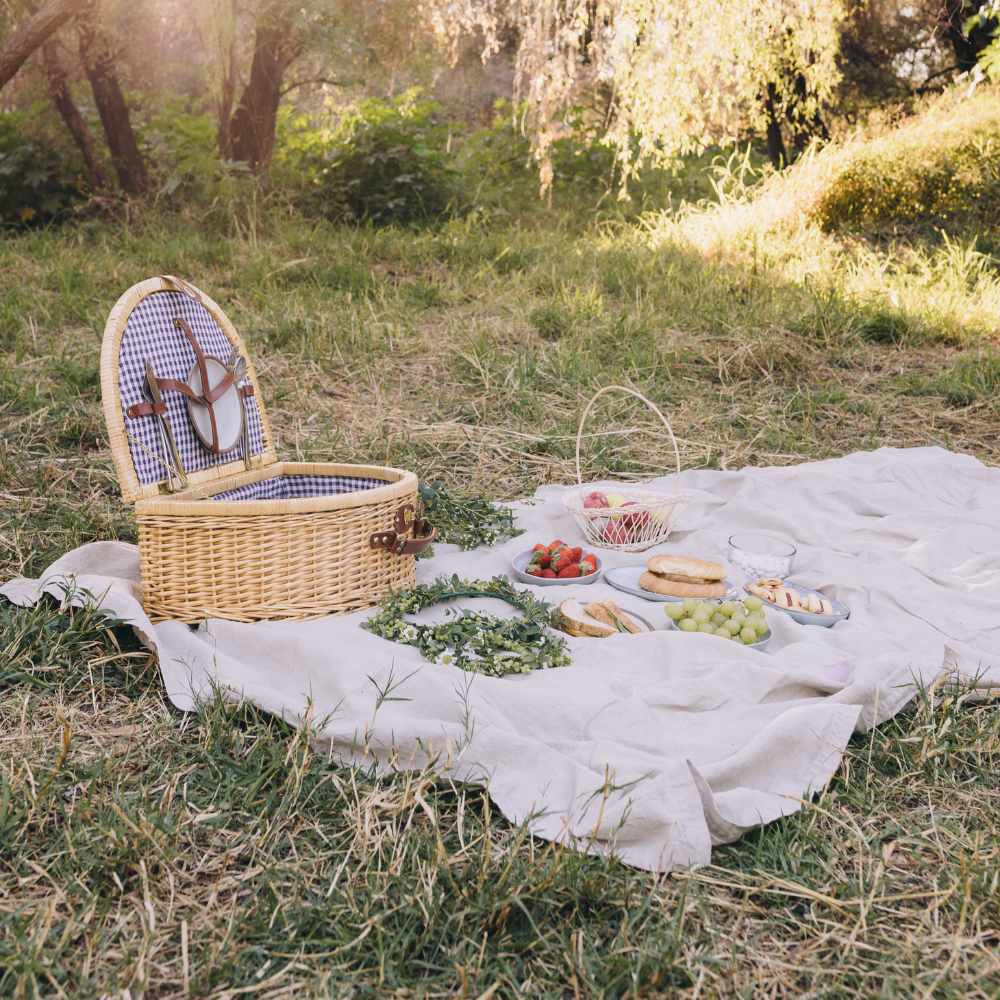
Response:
[119, 290, 266, 486]
[211, 474, 387, 502]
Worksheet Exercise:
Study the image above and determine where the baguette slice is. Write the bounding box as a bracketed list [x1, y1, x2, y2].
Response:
[557, 599, 616, 638]
[585, 600, 644, 634]
[607, 601, 645, 634]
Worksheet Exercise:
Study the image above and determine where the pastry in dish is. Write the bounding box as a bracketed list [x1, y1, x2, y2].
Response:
[747, 578, 832, 615]
[640, 554, 727, 599]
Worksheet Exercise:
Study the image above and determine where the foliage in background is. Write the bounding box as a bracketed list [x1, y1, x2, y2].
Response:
[293, 91, 459, 226]
[0, 108, 86, 227]
[143, 103, 229, 200]
[422, 0, 846, 185]
[813, 91, 1000, 235]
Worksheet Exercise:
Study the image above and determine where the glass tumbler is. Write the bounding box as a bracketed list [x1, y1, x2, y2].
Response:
[728, 531, 796, 582]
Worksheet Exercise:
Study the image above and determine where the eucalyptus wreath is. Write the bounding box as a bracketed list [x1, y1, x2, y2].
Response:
[363, 575, 570, 677]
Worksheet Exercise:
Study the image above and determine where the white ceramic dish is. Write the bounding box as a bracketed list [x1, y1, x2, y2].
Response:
[662, 613, 770, 650]
[742, 582, 849, 627]
[511, 550, 602, 587]
[604, 564, 738, 603]
[619, 608, 655, 633]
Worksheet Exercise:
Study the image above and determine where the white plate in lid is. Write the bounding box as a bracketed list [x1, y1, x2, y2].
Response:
[604, 564, 738, 603]
[185, 356, 243, 454]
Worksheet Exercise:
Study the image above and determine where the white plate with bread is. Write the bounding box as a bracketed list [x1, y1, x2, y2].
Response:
[744, 578, 849, 627]
[554, 599, 655, 637]
[605, 554, 738, 603]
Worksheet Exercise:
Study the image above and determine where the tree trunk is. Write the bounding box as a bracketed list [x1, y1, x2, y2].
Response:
[77, 13, 148, 195]
[216, 0, 238, 159]
[788, 72, 828, 158]
[763, 83, 787, 170]
[0, 0, 87, 91]
[227, 11, 296, 172]
[42, 40, 107, 189]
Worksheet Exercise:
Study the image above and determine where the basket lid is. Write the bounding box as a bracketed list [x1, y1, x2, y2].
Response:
[100, 275, 278, 501]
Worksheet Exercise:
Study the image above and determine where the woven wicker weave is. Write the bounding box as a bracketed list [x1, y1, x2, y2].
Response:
[101, 277, 426, 623]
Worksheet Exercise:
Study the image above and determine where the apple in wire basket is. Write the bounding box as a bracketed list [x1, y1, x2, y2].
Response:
[583, 491, 609, 509]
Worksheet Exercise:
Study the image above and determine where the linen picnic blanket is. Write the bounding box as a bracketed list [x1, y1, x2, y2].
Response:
[4, 447, 999, 873]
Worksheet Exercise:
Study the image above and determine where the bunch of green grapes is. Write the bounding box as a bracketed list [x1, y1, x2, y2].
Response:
[665, 596, 769, 645]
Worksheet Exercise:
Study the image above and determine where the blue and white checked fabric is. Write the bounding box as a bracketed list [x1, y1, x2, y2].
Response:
[119, 291, 266, 486]
[212, 475, 386, 502]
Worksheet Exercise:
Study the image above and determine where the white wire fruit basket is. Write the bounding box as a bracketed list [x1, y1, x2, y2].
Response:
[564, 385, 688, 552]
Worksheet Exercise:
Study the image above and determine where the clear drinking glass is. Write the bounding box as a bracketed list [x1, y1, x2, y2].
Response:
[728, 531, 796, 582]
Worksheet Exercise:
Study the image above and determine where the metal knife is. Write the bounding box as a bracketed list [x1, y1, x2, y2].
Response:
[144, 359, 188, 491]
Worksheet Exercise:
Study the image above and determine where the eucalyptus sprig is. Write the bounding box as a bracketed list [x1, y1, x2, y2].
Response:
[418, 482, 523, 551]
[363, 575, 570, 677]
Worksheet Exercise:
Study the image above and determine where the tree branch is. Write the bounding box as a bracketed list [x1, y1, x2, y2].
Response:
[0, 0, 88, 91]
[915, 63, 960, 94]
[279, 75, 353, 96]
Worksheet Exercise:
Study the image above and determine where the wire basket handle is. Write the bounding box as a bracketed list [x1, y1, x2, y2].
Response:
[575, 385, 682, 487]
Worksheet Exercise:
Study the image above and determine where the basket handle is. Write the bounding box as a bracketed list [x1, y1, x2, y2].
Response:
[159, 274, 206, 305]
[575, 385, 682, 487]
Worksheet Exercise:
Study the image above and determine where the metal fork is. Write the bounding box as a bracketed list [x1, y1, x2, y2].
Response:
[226, 346, 252, 470]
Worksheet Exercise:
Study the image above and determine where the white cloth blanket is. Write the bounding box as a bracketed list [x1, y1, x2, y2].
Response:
[4, 447, 999, 872]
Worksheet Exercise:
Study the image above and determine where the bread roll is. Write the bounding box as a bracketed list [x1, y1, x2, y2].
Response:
[639, 571, 727, 599]
[646, 554, 725, 582]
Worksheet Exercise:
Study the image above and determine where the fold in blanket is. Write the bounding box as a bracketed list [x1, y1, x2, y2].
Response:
[4, 447, 998, 872]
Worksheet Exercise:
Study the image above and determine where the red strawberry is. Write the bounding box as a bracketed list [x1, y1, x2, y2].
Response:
[553, 552, 574, 573]
[532, 543, 548, 556]
[527, 565, 544, 577]
[579, 556, 597, 576]
[548, 539, 566, 552]
[558, 563, 582, 578]
[540, 568, 557, 578]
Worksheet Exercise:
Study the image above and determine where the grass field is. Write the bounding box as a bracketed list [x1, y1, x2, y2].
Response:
[2, 161, 1000, 996]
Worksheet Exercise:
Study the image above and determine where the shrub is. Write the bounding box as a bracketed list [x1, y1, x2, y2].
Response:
[459, 101, 621, 208]
[0, 111, 85, 228]
[813, 91, 1000, 236]
[300, 92, 458, 226]
[143, 105, 228, 200]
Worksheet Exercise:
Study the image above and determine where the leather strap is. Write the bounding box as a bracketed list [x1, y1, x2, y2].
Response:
[172, 317, 221, 452]
[127, 400, 166, 418]
[126, 381, 252, 419]
[370, 505, 436, 556]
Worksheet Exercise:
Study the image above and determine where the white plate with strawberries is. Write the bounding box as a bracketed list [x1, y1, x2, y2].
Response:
[512, 541, 602, 587]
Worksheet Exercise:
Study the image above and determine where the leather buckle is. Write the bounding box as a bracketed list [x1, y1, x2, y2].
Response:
[370, 503, 435, 557]
[395, 505, 415, 533]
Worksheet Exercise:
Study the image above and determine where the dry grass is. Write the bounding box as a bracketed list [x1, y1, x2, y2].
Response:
[1, 200, 999, 997]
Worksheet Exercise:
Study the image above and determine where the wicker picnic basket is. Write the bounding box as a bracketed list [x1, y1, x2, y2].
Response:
[100, 275, 433, 623]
